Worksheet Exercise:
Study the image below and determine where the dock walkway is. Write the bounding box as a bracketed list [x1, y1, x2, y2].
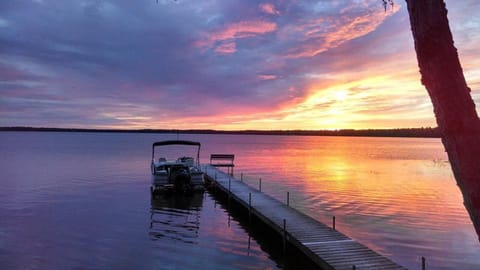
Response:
[203, 165, 406, 270]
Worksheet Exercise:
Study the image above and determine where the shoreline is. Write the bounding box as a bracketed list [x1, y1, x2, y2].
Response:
[0, 126, 440, 138]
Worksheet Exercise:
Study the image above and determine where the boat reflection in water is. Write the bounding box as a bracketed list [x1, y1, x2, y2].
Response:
[149, 192, 204, 244]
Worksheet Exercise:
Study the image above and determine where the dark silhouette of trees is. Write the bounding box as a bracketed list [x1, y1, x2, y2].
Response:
[405, 0, 480, 240]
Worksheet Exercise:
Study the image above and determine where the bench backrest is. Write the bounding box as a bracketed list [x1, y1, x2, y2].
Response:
[210, 154, 235, 166]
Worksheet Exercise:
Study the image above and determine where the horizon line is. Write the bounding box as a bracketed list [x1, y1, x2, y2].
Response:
[0, 126, 440, 138]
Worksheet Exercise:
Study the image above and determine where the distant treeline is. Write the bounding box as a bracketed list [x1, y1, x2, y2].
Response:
[0, 126, 440, 138]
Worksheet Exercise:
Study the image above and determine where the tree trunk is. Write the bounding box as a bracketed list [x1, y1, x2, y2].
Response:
[406, 0, 480, 241]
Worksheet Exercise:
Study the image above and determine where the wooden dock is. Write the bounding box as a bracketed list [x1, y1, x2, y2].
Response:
[204, 165, 406, 270]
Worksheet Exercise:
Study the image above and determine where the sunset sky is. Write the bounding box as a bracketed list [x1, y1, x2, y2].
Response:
[1, 0, 479, 130]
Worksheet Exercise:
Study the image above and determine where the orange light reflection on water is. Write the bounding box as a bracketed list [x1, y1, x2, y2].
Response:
[283, 138, 465, 228]
[235, 136, 476, 268]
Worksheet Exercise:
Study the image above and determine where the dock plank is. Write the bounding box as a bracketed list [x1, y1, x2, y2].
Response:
[204, 166, 406, 270]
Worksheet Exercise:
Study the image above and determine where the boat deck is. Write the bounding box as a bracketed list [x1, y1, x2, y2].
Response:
[203, 165, 406, 270]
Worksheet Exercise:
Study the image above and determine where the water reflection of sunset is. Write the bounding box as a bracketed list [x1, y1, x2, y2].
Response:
[232, 135, 477, 269]
[274, 141, 463, 230]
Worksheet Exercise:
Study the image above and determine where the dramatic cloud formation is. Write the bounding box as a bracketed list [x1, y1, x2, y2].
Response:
[1, 0, 479, 130]
[280, 3, 400, 58]
[195, 20, 277, 55]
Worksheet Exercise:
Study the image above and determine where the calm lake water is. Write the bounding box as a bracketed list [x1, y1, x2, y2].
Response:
[1, 132, 479, 269]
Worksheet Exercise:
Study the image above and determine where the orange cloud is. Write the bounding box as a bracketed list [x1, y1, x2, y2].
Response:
[259, 3, 280, 15]
[195, 20, 277, 54]
[199, 66, 434, 131]
[283, 6, 400, 58]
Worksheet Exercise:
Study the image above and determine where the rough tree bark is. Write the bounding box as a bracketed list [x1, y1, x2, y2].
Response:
[405, 0, 480, 240]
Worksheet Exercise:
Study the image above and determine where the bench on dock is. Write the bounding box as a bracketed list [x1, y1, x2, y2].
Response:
[210, 154, 235, 175]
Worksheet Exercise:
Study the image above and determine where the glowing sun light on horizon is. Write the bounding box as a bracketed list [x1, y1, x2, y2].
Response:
[334, 89, 348, 101]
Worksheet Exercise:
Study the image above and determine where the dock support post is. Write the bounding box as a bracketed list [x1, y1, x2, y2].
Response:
[248, 192, 252, 224]
[283, 219, 287, 255]
[214, 172, 217, 181]
[286, 192, 290, 206]
[259, 178, 262, 192]
[422, 257, 426, 270]
[352, 265, 356, 270]
[228, 176, 231, 204]
[333, 216, 336, 230]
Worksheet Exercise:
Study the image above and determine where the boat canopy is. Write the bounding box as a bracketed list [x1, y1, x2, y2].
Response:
[152, 140, 201, 147]
[151, 140, 201, 163]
